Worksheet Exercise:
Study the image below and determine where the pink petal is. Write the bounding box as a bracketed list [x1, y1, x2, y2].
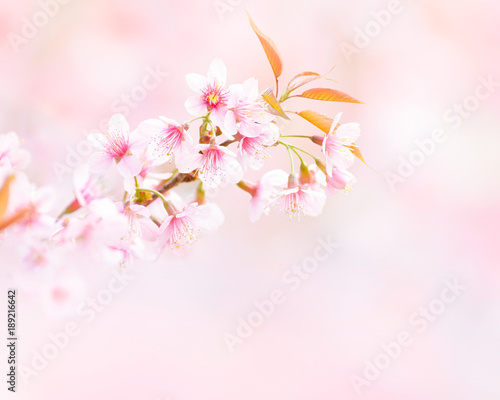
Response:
[109, 114, 130, 143]
[185, 73, 207, 92]
[207, 59, 226, 86]
[87, 133, 109, 150]
[185, 96, 207, 116]
[89, 152, 114, 174]
[117, 155, 142, 178]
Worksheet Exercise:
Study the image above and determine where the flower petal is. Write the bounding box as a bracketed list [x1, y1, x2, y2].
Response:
[88, 152, 114, 174]
[208, 59, 227, 86]
[117, 155, 142, 178]
[185, 73, 207, 92]
[185, 96, 207, 116]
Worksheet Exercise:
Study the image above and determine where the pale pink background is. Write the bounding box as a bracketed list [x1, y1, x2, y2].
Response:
[1, 0, 500, 399]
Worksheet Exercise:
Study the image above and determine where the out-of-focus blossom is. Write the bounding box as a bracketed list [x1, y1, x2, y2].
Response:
[0, 132, 31, 171]
[88, 114, 145, 178]
[157, 202, 224, 249]
[322, 112, 360, 174]
[238, 169, 289, 222]
[269, 172, 326, 219]
[312, 162, 356, 195]
[177, 143, 243, 188]
[122, 149, 172, 194]
[56, 198, 128, 265]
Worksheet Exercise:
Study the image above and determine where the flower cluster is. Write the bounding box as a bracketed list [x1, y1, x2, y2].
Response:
[0, 18, 365, 310]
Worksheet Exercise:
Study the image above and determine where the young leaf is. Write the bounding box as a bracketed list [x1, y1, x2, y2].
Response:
[349, 145, 367, 165]
[299, 88, 364, 104]
[261, 87, 289, 119]
[0, 175, 14, 222]
[287, 72, 321, 92]
[247, 13, 283, 80]
[297, 110, 333, 134]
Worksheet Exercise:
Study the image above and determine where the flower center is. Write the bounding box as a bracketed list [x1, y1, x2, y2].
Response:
[202, 84, 227, 109]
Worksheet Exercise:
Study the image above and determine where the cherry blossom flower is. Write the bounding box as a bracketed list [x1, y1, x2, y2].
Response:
[113, 202, 160, 266]
[157, 202, 224, 249]
[237, 123, 279, 170]
[313, 163, 356, 195]
[0, 132, 31, 171]
[138, 117, 192, 163]
[61, 165, 104, 215]
[116, 202, 159, 243]
[322, 112, 361, 174]
[5, 173, 56, 236]
[223, 78, 275, 138]
[177, 143, 243, 188]
[56, 199, 129, 265]
[269, 173, 326, 219]
[238, 169, 289, 222]
[185, 59, 231, 136]
[122, 149, 172, 194]
[88, 114, 144, 178]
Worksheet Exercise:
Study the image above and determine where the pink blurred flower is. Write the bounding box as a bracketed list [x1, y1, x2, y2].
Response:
[88, 114, 144, 178]
[116, 202, 158, 242]
[56, 199, 128, 265]
[269, 173, 326, 219]
[322, 112, 360, 174]
[238, 169, 288, 222]
[122, 149, 172, 194]
[177, 143, 243, 188]
[0, 132, 30, 171]
[157, 202, 224, 249]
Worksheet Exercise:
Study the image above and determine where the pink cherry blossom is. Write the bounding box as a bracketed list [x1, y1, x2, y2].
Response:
[157, 202, 224, 249]
[122, 149, 173, 194]
[177, 143, 243, 188]
[138, 117, 192, 163]
[322, 112, 361, 174]
[238, 169, 288, 222]
[237, 123, 279, 171]
[269, 173, 326, 220]
[315, 165, 356, 195]
[116, 202, 159, 242]
[5, 173, 56, 236]
[56, 198, 129, 265]
[88, 114, 144, 178]
[223, 78, 275, 138]
[0, 132, 31, 171]
[185, 59, 231, 135]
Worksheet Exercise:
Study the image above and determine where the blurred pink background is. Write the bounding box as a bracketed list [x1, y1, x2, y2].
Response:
[1, 0, 500, 399]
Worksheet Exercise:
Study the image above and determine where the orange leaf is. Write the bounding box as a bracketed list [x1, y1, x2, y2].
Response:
[287, 72, 321, 92]
[261, 87, 289, 119]
[0, 175, 14, 222]
[247, 14, 283, 80]
[298, 110, 333, 134]
[299, 88, 364, 104]
[349, 145, 368, 165]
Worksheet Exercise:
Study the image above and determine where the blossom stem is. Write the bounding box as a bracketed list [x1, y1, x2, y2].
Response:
[188, 113, 211, 125]
[287, 144, 319, 162]
[136, 188, 169, 206]
[290, 147, 305, 165]
[279, 141, 295, 174]
[280, 135, 312, 139]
